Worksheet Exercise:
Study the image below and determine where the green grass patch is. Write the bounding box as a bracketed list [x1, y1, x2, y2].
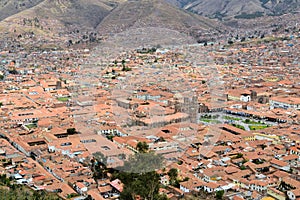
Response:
[25, 124, 37, 129]
[249, 125, 270, 130]
[200, 115, 220, 123]
[231, 124, 245, 130]
[243, 119, 264, 124]
[223, 116, 241, 121]
[57, 97, 69, 102]
[200, 119, 221, 123]
[200, 114, 219, 119]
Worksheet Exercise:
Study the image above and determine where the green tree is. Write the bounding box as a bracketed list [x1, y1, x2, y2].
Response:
[120, 152, 163, 174]
[115, 152, 165, 200]
[93, 151, 108, 166]
[235, 153, 243, 159]
[136, 141, 149, 153]
[107, 135, 114, 141]
[157, 193, 168, 200]
[67, 128, 76, 135]
[121, 59, 126, 71]
[119, 170, 162, 200]
[167, 168, 178, 185]
[0, 175, 60, 200]
[216, 190, 224, 199]
[240, 165, 246, 170]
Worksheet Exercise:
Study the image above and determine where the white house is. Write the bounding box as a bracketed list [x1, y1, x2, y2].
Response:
[270, 158, 290, 171]
[270, 97, 300, 110]
[290, 146, 300, 156]
[75, 182, 88, 195]
[180, 180, 204, 193]
[287, 189, 300, 200]
[240, 93, 251, 102]
[203, 182, 222, 193]
[249, 180, 268, 192]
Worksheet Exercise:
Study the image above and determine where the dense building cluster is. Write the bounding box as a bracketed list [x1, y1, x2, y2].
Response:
[0, 29, 299, 200]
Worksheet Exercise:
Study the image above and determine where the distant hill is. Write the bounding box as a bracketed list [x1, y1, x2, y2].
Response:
[0, 0, 44, 21]
[97, 0, 222, 36]
[0, 0, 298, 43]
[2, 0, 112, 28]
[0, 0, 116, 37]
[169, 0, 300, 19]
[163, 0, 194, 7]
[0, 0, 223, 46]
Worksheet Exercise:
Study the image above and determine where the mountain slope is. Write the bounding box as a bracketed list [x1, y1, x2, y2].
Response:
[269, 0, 300, 15]
[0, 0, 44, 21]
[164, 0, 194, 7]
[174, 0, 300, 19]
[0, 0, 224, 48]
[97, 0, 222, 36]
[0, 0, 115, 36]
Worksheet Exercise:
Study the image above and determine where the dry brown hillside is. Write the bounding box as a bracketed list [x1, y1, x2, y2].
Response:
[0, 0, 115, 36]
[181, 0, 300, 19]
[97, 0, 223, 37]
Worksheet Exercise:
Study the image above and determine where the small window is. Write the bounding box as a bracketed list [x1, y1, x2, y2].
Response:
[61, 142, 72, 146]
[101, 146, 111, 151]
